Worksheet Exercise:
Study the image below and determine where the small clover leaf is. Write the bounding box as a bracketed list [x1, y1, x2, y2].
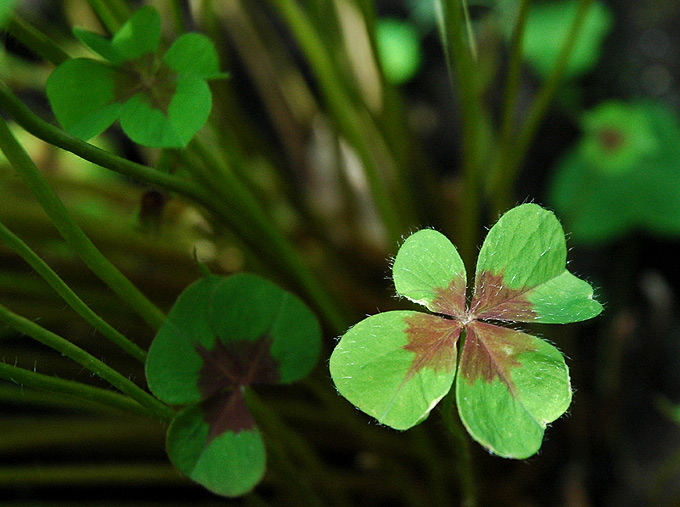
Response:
[146, 273, 321, 497]
[330, 203, 602, 458]
[46, 6, 227, 148]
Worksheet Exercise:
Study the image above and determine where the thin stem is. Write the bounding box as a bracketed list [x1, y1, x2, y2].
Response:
[441, 390, 477, 507]
[496, 0, 532, 179]
[0, 81, 348, 332]
[494, 0, 592, 213]
[460, 0, 478, 61]
[0, 362, 151, 418]
[189, 138, 349, 333]
[0, 219, 146, 362]
[0, 303, 174, 422]
[86, 0, 124, 34]
[440, 0, 486, 267]
[268, 0, 409, 245]
[169, 0, 187, 34]
[5, 14, 70, 65]
[0, 114, 166, 331]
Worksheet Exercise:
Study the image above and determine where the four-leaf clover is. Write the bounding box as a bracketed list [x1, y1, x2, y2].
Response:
[146, 273, 321, 496]
[330, 204, 602, 458]
[46, 6, 227, 148]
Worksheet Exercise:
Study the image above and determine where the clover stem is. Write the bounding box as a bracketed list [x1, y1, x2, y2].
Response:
[0, 115, 167, 332]
[441, 389, 478, 507]
[0, 362, 152, 418]
[0, 219, 147, 363]
[0, 303, 174, 422]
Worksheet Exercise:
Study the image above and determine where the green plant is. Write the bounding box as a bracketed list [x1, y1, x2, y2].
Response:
[331, 203, 602, 458]
[5, 0, 658, 503]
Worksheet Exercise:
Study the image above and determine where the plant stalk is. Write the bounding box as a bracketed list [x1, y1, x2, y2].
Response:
[0, 114, 167, 331]
[0, 220, 147, 362]
[0, 304, 173, 421]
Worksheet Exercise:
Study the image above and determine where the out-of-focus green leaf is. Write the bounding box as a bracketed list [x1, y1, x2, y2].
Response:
[549, 101, 680, 242]
[522, 0, 613, 79]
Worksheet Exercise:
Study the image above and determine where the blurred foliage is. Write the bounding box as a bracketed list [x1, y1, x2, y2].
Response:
[549, 101, 680, 242]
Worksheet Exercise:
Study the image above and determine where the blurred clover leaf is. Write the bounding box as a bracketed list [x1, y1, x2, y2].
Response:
[549, 101, 680, 243]
[0, 0, 17, 27]
[46, 6, 228, 148]
[330, 204, 602, 459]
[376, 18, 422, 85]
[146, 273, 321, 496]
[522, 0, 613, 79]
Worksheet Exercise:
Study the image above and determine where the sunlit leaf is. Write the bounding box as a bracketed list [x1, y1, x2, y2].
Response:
[392, 228, 466, 315]
[330, 311, 459, 430]
[331, 204, 602, 458]
[456, 322, 571, 458]
[72, 28, 125, 64]
[471, 203, 603, 324]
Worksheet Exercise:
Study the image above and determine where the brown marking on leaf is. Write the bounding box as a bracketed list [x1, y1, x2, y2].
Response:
[428, 275, 467, 318]
[459, 321, 537, 395]
[114, 55, 178, 113]
[201, 387, 256, 441]
[469, 271, 537, 321]
[598, 127, 625, 152]
[403, 313, 462, 379]
[195, 336, 280, 400]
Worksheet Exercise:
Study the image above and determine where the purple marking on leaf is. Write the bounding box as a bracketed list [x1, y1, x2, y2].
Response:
[195, 336, 280, 400]
[469, 271, 537, 321]
[459, 321, 537, 395]
[201, 388, 256, 442]
[114, 55, 179, 112]
[429, 275, 467, 318]
[403, 313, 462, 379]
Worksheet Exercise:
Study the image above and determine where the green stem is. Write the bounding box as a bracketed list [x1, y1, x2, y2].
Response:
[189, 139, 349, 333]
[5, 14, 70, 65]
[0, 362, 151, 418]
[495, 0, 532, 199]
[494, 0, 592, 213]
[440, 0, 485, 267]
[0, 220, 146, 362]
[0, 81, 348, 332]
[87, 0, 125, 34]
[0, 304, 174, 421]
[441, 390, 477, 507]
[268, 0, 408, 244]
[0, 114, 166, 331]
[169, 0, 187, 34]
[460, 0, 478, 61]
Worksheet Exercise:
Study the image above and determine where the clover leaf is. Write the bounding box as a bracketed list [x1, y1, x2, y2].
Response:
[549, 101, 680, 243]
[46, 6, 228, 148]
[146, 273, 322, 496]
[330, 203, 602, 459]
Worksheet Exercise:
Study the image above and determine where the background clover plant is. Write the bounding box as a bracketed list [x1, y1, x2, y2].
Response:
[549, 101, 680, 243]
[330, 203, 603, 458]
[46, 5, 227, 148]
[145, 273, 322, 496]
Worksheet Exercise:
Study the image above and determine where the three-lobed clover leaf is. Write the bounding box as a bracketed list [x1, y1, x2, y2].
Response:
[146, 273, 321, 496]
[330, 203, 603, 459]
[46, 6, 228, 148]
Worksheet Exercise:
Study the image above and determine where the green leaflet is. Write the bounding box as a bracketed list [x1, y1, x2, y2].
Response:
[146, 273, 321, 496]
[330, 204, 602, 458]
[47, 6, 227, 148]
